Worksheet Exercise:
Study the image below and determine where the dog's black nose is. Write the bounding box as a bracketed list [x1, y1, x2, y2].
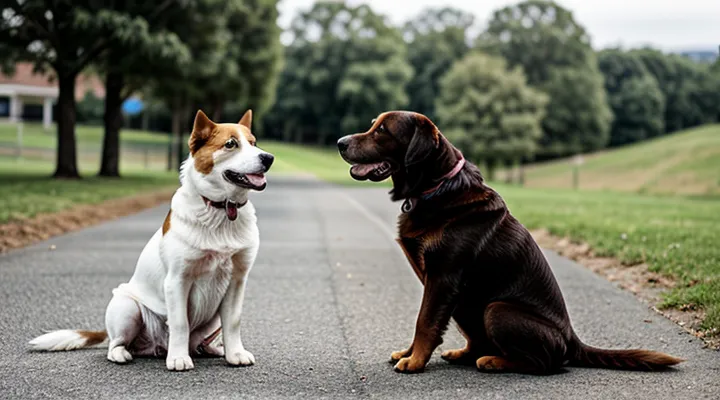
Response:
[259, 153, 274, 170]
[337, 137, 349, 152]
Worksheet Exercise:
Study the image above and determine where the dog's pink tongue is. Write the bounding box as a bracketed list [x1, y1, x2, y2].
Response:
[225, 201, 238, 221]
[245, 173, 266, 187]
[351, 163, 382, 177]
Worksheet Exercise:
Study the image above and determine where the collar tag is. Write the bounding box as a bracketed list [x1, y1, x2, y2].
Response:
[401, 198, 416, 213]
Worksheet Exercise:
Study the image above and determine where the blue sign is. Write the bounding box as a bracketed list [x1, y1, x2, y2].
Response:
[122, 98, 144, 115]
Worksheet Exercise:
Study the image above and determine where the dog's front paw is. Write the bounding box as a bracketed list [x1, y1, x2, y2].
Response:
[394, 356, 426, 374]
[166, 354, 194, 371]
[390, 348, 412, 362]
[226, 349, 255, 367]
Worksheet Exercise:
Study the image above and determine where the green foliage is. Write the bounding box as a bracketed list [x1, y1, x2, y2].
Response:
[200, 0, 283, 121]
[631, 48, 720, 132]
[538, 66, 613, 156]
[403, 7, 474, 122]
[477, 0, 612, 158]
[436, 52, 547, 172]
[76, 91, 105, 125]
[608, 75, 665, 146]
[265, 2, 412, 144]
[598, 49, 665, 146]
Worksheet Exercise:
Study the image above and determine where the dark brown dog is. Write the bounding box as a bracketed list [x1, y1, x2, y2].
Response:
[337, 111, 684, 375]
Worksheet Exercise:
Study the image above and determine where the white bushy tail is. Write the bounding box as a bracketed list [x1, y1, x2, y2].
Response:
[29, 330, 108, 351]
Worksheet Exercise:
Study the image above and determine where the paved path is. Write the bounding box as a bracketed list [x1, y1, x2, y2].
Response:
[1, 176, 718, 399]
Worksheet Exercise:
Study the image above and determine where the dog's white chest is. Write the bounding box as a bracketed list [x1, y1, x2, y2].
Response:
[185, 250, 235, 329]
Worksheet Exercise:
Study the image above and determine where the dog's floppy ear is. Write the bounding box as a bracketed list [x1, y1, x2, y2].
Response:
[239, 109, 253, 129]
[188, 110, 216, 154]
[401, 114, 440, 195]
[405, 114, 439, 168]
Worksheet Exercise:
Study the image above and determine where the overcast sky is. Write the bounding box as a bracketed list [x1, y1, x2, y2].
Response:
[277, 0, 720, 52]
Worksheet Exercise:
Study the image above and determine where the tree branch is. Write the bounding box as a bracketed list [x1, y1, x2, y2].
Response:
[71, 40, 109, 76]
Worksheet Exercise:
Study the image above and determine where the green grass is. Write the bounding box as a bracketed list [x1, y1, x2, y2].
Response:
[254, 139, 720, 332]
[260, 141, 390, 187]
[0, 156, 179, 223]
[0, 122, 171, 150]
[515, 124, 720, 196]
[496, 185, 720, 330]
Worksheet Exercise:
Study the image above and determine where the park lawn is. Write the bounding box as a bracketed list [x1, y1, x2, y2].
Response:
[0, 122, 171, 150]
[0, 156, 179, 223]
[260, 141, 391, 187]
[515, 124, 720, 197]
[259, 140, 720, 332]
[497, 185, 720, 331]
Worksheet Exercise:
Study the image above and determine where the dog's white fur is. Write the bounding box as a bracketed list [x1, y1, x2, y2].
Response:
[29, 110, 272, 371]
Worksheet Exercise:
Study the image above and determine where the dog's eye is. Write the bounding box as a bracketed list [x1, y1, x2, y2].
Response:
[224, 138, 238, 149]
[375, 124, 386, 134]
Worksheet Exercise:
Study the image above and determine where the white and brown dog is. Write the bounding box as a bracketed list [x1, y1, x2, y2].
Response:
[29, 110, 273, 371]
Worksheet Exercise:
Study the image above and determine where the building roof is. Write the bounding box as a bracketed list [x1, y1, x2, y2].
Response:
[0, 63, 105, 100]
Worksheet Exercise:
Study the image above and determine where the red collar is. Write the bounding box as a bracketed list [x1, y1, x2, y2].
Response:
[401, 153, 465, 213]
[421, 153, 465, 196]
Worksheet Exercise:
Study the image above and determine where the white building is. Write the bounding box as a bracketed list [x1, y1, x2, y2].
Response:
[0, 63, 104, 129]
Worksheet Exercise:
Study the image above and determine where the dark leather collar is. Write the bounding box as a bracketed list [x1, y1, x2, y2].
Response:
[201, 196, 247, 209]
[401, 152, 465, 214]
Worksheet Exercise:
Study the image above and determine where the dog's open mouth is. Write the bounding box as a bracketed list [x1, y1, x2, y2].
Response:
[223, 170, 267, 191]
[350, 161, 393, 182]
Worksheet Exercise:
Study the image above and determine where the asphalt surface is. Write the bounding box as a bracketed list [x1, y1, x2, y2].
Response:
[1, 175, 719, 400]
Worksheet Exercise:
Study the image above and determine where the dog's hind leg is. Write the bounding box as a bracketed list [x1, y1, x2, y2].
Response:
[105, 295, 142, 364]
[191, 314, 224, 357]
[479, 301, 568, 375]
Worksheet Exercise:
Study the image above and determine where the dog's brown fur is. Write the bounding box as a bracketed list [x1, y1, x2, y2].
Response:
[190, 110, 256, 174]
[338, 111, 684, 375]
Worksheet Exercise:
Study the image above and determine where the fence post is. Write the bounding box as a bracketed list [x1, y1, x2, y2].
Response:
[16, 121, 23, 159]
[572, 154, 584, 190]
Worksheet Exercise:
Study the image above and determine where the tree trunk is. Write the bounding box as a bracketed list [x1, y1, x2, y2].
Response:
[53, 73, 80, 179]
[171, 99, 183, 171]
[178, 102, 191, 170]
[486, 160, 497, 182]
[99, 71, 124, 177]
[211, 99, 223, 121]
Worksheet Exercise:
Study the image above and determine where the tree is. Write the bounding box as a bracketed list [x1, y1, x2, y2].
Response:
[436, 52, 548, 180]
[265, 2, 412, 144]
[146, 0, 231, 170]
[0, 1, 151, 178]
[598, 49, 665, 146]
[95, 2, 192, 177]
[631, 48, 720, 133]
[607, 76, 665, 146]
[199, 0, 283, 125]
[403, 7, 474, 122]
[539, 67, 613, 155]
[477, 0, 612, 158]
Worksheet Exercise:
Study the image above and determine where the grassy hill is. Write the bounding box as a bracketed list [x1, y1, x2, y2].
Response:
[516, 124, 720, 196]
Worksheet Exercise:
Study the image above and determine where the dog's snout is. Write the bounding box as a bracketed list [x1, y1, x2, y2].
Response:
[337, 136, 350, 152]
[259, 153, 274, 170]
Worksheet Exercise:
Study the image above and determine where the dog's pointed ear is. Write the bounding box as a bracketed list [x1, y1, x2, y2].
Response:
[239, 109, 253, 129]
[405, 114, 440, 168]
[189, 110, 215, 154]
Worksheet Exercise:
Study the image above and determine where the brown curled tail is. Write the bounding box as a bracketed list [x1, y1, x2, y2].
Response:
[571, 343, 684, 371]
